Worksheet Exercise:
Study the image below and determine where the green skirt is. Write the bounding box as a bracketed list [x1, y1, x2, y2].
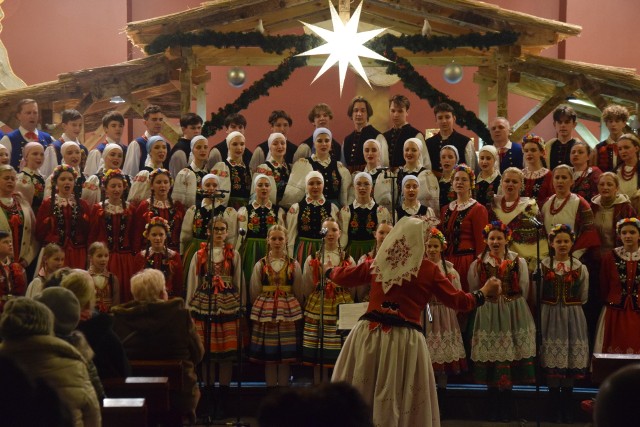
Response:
[345, 239, 375, 263]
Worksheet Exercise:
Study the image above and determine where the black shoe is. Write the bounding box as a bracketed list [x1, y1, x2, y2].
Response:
[214, 385, 230, 420]
[549, 387, 563, 423]
[436, 387, 447, 420]
[562, 387, 574, 424]
[487, 388, 499, 421]
[499, 389, 512, 423]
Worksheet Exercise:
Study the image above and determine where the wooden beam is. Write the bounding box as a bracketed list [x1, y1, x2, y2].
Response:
[180, 47, 195, 115]
[578, 76, 609, 112]
[575, 121, 599, 148]
[511, 82, 579, 141]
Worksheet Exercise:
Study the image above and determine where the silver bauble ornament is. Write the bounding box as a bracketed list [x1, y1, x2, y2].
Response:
[227, 67, 246, 87]
[443, 63, 463, 84]
[628, 114, 640, 130]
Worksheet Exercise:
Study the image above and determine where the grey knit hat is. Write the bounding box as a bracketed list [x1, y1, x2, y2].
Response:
[35, 287, 81, 336]
[0, 297, 54, 340]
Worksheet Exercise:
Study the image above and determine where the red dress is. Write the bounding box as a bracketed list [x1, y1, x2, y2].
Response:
[571, 167, 602, 203]
[88, 202, 137, 304]
[598, 248, 640, 354]
[439, 200, 488, 292]
[36, 197, 90, 269]
[523, 169, 554, 208]
[132, 199, 185, 253]
[134, 249, 183, 300]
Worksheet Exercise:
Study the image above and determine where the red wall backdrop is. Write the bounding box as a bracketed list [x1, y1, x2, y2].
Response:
[1, 0, 638, 148]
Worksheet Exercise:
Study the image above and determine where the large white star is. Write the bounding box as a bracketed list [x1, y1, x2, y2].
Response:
[297, 1, 390, 95]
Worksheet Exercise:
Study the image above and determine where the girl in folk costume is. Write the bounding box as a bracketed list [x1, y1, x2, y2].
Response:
[613, 133, 640, 212]
[395, 175, 434, 222]
[438, 145, 459, 209]
[87, 242, 120, 313]
[468, 221, 535, 422]
[356, 221, 393, 302]
[211, 131, 252, 210]
[542, 165, 601, 260]
[185, 217, 244, 414]
[134, 217, 183, 300]
[132, 168, 185, 253]
[356, 139, 391, 210]
[0, 230, 27, 311]
[396, 138, 439, 215]
[540, 224, 589, 424]
[424, 227, 467, 416]
[286, 171, 339, 265]
[475, 145, 501, 208]
[127, 135, 170, 204]
[439, 164, 488, 293]
[570, 141, 602, 202]
[25, 243, 64, 299]
[36, 165, 91, 269]
[283, 127, 351, 208]
[490, 167, 549, 273]
[172, 135, 210, 209]
[237, 174, 285, 285]
[15, 142, 45, 215]
[88, 169, 136, 302]
[0, 145, 8, 165]
[0, 165, 38, 269]
[301, 218, 355, 383]
[595, 217, 640, 355]
[249, 225, 303, 388]
[327, 216, 502, 427]
[44, 141, 86, 200]
[181, 174, 237, 279]
[340, 172, 390, 262]
[254, 133, 291, 206]
[82, 144, 130, 206]
[521, 134, 554, 207]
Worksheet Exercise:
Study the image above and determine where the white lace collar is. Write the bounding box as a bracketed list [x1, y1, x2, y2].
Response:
[615, 246, 640, 261]
[353, 199, 375, 209]
[311, 154, 331, 167]
[523, 167, 549, 179]
[448, 198, 476, 211]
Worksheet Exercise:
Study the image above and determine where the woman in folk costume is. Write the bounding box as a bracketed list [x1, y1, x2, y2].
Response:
[354, 139, 389, 209]
[36, 165, 91, 269]
[521, 134, 554, 207]
[468, 221, 536, 423]
[15, 142, 45, 215]
[88, 169, 136, 303]
[340, 172, 390, 262]
[127, 135, 170, 204]
[489, 167, 549, 273]
[237, 174, 285, 285]
[439, 164, 488, 293]
[44, 141, 86, 200]
[286, 171, 339, 265]
[613, 133, 640, 213]
[132, 168, 185, 253]
[541, 165, 601, 260]
[0, 165, 38, 270]
[249, 225, 303, 388]
[424, 227, 467, 418]
[301, 217, 355, 384]
[210, 131, 252, 210]
[595, 217, 640, 355]
[475, 144, 501, 208]
[396, 138, 439, 215]
[180, 173, 237, 283]
[172, 135, 210, 209]
[438, 145, 459, 209]
[81, 143, 130, 206]
[395, 175, 435, 222]
[254, 132, 291, 206]
[185, 216, 244, 417]
[283, 127, 351, 208]
[133, 216, 182, 300]
[540, 224, 589, 424]
[570, 140, 602, 202]
[326, 216, 502, 427]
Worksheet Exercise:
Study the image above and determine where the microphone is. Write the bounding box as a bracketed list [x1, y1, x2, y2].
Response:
[529, 217, 544, 229]
[319, 227, 328, 237]
[215, 189, 230, 193]
[238, 228, 246, 237]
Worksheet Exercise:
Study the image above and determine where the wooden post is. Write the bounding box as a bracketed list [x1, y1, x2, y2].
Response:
[495, 47, 511, 119]
[180, 47, 194, 115]
[338, 0, 350, 22]
[478, 80, 489, 146]
[196, 83, 207, 122]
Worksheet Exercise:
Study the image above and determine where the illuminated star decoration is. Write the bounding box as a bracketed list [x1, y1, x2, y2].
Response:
[297, 1, 390, 95]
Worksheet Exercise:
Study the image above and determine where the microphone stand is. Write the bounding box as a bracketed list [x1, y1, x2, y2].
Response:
[384, 168, 398, 224]
[317, 229, 328, 382]
[530, 216, 544, 427]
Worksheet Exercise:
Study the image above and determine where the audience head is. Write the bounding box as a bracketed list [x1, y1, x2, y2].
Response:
[594, 364, 640, 427]
[130, 269, 167, 302]
[60, 269, 96, 313]
[35, 287, 81, 337]
[0, 297, 53, 340]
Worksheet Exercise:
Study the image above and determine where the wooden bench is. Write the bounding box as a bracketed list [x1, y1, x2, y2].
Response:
[102, 398, 147, 427]
[591, 353, 640, 384]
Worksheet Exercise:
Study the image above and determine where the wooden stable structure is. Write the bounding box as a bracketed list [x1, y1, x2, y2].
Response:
[2, 0, 640, 147]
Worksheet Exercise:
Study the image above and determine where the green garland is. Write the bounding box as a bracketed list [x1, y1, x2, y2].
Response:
[145, 29, 518, 139]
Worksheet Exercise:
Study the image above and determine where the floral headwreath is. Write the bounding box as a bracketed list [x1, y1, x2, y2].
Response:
[143, 216, 170, 239]
[149, 168, 173, 186]
[482, 220, 512, 242]
[453, 164, 475, 191]
[101, 168, 128, 189]
[548, 223, 575, 242]
[522, 133, 545, 151]
[616, 217, 640, 235]
[427, 227, 447, 251]
[52, 164, 78, 182]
